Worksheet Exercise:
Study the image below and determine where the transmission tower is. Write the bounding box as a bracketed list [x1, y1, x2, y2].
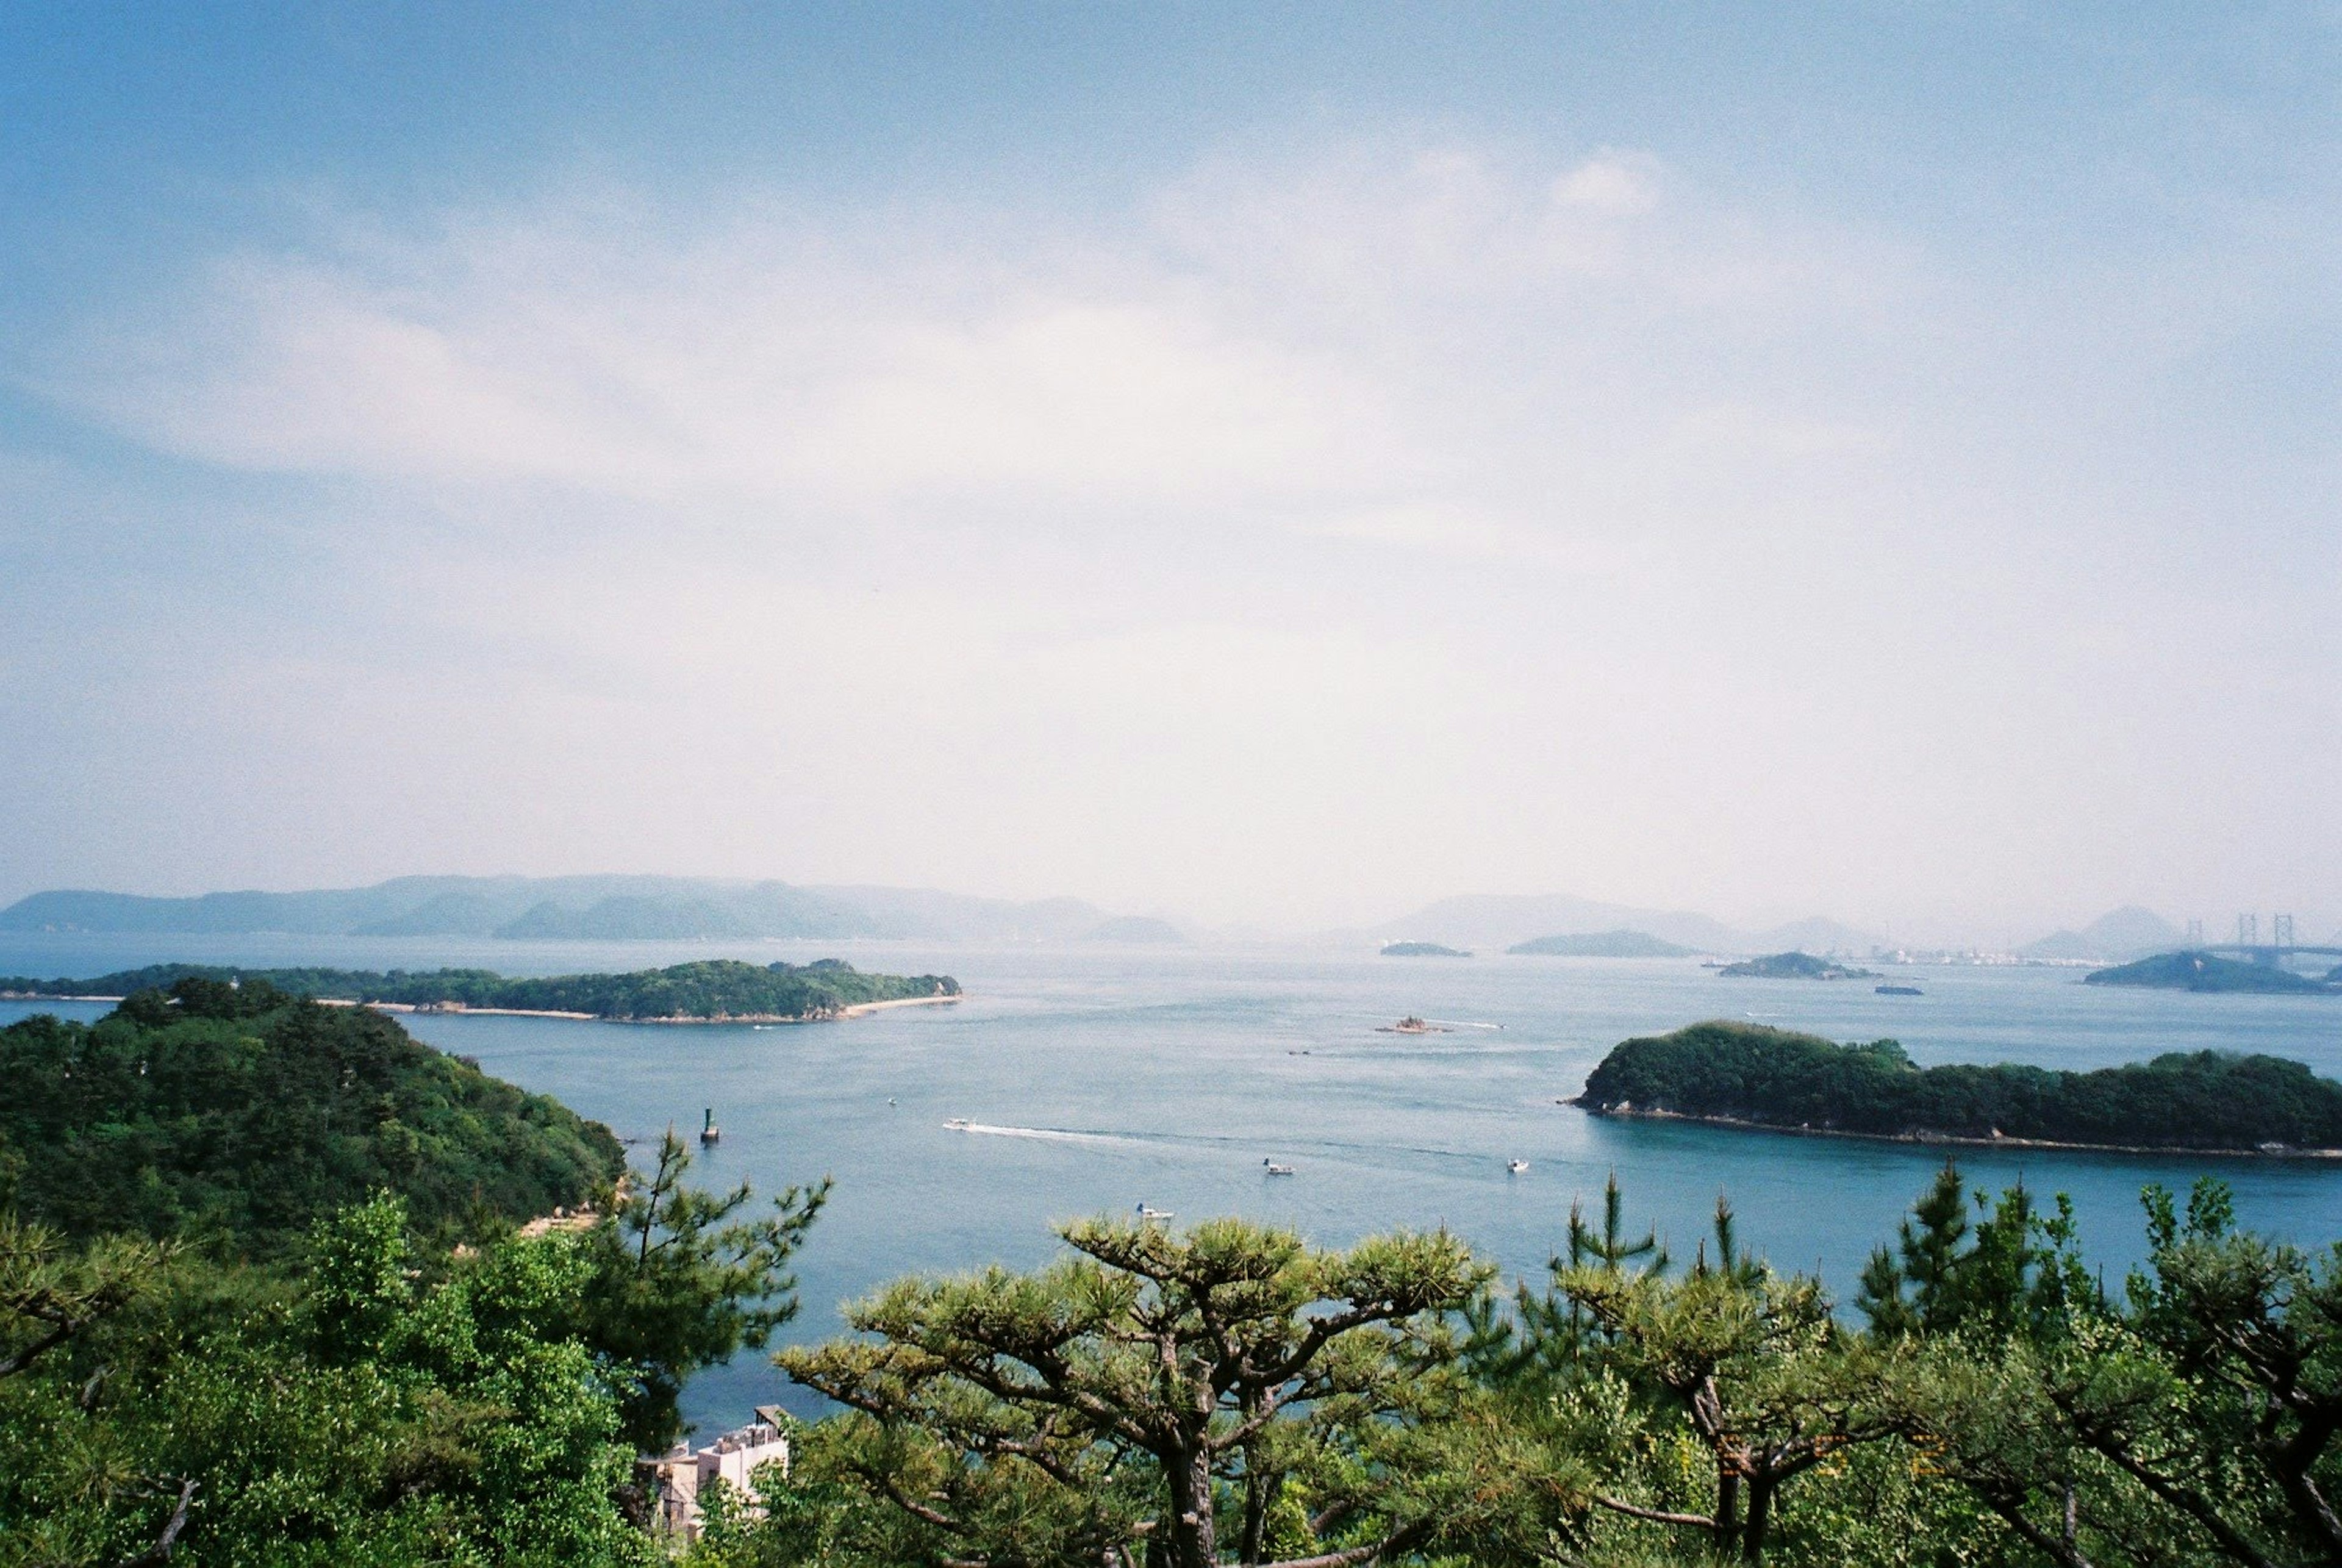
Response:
[2239, 913, 2259, 947]
[2185, 918, 2204, 947]
[2274, 914, 2296, 950]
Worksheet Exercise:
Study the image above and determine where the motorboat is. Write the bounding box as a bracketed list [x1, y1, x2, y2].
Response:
[1262, 1159, 1295, 1176]
[1506, 1159, 1529, 1173]
[1136, 1203, 1175, 1221]
[943, 1117, 970, 1130]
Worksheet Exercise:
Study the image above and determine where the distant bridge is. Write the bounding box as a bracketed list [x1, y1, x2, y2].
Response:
[2201, 945, 2342, 965]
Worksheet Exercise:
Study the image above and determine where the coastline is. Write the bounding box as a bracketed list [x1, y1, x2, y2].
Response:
[2, 991, 963, 1026]
[1572, 1101, 2342, 1161]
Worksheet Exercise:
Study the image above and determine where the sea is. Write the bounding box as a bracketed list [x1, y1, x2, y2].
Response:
[5, 931, 2340, 1437]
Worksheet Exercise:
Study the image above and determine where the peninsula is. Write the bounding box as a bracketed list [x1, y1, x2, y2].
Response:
[0, 957, 960, 1024]
[1717, 951, 1879, 980]
[2083, 950, 2336, 995]
[1573, 1019, 2342, 1155]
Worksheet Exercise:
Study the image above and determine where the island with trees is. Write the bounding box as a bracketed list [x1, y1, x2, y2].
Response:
[1717, 950, 1880, 979]
[2083, 950, 2337, 994]
[0, 956, 961, 1023]
[1573, 1018, 2342, 1154]
[1380, 940, 1471, 957]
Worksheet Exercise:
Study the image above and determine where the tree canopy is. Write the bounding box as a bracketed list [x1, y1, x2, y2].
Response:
[1577, 1020, 2342, 1151]
[0, 958, 961, 1021]
[0, 977, 624, 1250]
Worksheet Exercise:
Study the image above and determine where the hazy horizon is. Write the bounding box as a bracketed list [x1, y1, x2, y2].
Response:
[4, 7, 2335, 940]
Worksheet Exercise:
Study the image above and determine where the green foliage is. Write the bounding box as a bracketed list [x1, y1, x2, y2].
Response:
[776, 1215, 1522, 1568]
[1580, 1019, 2342, 1150]
[0, 981, 624, 1251]
[2, 958, 960, 1020]
[0, 1195, 660, 1567]
[575, 1129, 829, 1452]
[1855, 1164, 2095, 1341]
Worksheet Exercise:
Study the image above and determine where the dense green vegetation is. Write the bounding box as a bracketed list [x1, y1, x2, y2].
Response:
[1716, 951, 1878, 979]
[686, 1169, 2342, 1568]
[1, 957, 961, 1020]
[0, 984, 828, 1566]
[1577, 1018, 2342, 1150]
[19, 983, 2342, 1566]
[0, 976, 623, 1249]
[2084, 949, 2335, 993]
[1508, 929, 1696, 958]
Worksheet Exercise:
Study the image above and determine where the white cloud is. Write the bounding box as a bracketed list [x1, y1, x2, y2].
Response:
[1550, 151, 1662, 215]
[57, 140, 1904, 542]
[13, 138, 2335, 931]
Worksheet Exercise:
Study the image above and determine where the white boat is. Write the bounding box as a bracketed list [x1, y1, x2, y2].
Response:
[1262, 1159, 1295, 1176]
[1507, 1159, 1529, 1173]
[1136, 1202, 1174, 1221]
[943, 1117, 970, 1130]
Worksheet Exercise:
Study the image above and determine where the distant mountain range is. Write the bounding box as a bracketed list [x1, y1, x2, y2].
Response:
[2015, 906, 2185, 964]
[0, 876, 1147, 945]
[1339, 893, 1877, 957]
[1507, 930, 1698, 958]
[0, 876, 2213, 962]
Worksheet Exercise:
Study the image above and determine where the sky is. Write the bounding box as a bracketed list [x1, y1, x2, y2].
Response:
[1, 3, 2336, 941]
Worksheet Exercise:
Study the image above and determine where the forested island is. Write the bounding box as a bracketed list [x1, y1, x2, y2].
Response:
[1716, 951, 1880, 979]
[2083, 950, 2337, 993]
[0, 956, 960, 1022]
[1575, 1018, 2342, 1153]
[1381, 940, 1470, 957]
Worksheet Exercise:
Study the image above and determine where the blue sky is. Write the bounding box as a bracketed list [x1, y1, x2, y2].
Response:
[2, 4, 2336, 937]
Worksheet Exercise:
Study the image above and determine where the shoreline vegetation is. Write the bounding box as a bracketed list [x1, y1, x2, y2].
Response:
[1574, 1018, 2342, 1157]
[0, 956, 961, 1023]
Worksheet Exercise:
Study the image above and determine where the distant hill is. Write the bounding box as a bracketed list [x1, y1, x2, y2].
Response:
[0, 875, 1136, 945]
[1508, 929, 1697, 958]
[1082, 915, 1189, 944]
[2084, 951, 2333, 995]
[1333, 893, 1877, 956]
[1718, 951, 1880, 980]
[1381, 941, 1470, 958]
[2021, 906, 2183, 962]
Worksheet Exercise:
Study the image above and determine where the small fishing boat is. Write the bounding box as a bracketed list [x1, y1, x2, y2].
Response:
[1262, 1159, 1295, 1176]
[943, 1117, 970, 1130]
[700, 1108, 721, 1145]
[1136, 1203, 1175, 1221]
[1376, 1015, 1451, 1034]
[1506, 1159, 1529, 1174]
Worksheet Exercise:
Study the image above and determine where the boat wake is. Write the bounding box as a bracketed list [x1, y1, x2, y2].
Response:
[948, 1121, 1148, 1148]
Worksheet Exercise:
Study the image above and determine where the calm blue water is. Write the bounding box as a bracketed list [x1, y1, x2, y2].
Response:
[7, 931, 2341, 1437]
